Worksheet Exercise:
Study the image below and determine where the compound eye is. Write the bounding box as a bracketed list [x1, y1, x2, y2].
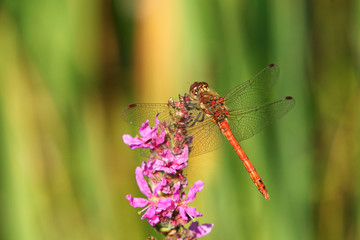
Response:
[198, 82, 208, 91]
[189, 82, 199, 92]
[199, 82, 205, 86]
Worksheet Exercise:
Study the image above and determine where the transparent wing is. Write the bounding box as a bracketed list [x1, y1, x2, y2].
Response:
[187, 118, 223, 157]
[121, 103, 170, 126]
[224, 64, 279, 110]
[228, 96, 295, 142]
[132, 119, 223, 158]
[122, 102, 224, 157]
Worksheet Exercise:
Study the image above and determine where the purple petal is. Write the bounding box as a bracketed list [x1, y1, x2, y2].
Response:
[163, 167, 177, 175]
[163, 211, 173, 219]
[157, 198, 175, 211]
[135, 167, 152, 197]
[153, 178, 167, 196]
[160, 149, 174, 163]
[152, 159, 166, 171]
[123, 135, 152, 149]
[141, 161, 151, 176]
[161, 185, 171, 194]
[178, 206, 188, 221]
[122, 134, 134, 145]
[138, 120, 156, 139]
[172, 182, 181, 202]
[123, 135, 143, 148]
[126, 195, 148, 208]
[189, 221, 214, 238]
[175, 146, 189, 165]
[142, 205, 161, 226]
[172, 163, 187, 171]
[177, 205, 202, 222]
[147, 215, 160, 226]
[157, 148, 188, 173]
[186, 181, 204, 203]
[142, 205, 156, 220]
[155, 129, 166, 145]
[151, 159, 177, 175]
[178, 205, 202, 221]
[185, 206, 202, 218]
[169, 147, 188, 171]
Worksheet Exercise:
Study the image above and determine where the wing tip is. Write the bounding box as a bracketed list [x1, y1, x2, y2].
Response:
[285, 96, 295, 105]
[121, 103, 138, 123]
[127, 103, 137, 108]
[267, 63, 279, 72]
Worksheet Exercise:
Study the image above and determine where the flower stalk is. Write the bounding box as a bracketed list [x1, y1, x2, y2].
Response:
[123, 94, 213, 239]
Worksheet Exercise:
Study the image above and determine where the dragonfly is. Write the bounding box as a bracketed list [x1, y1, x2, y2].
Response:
[122, 64, 295, 199]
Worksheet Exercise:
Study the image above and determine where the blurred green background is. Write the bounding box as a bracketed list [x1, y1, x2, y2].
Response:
[0, 0, 359, 239]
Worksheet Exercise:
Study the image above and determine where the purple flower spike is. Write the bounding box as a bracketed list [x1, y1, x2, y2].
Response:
[123, 94, 213, 238]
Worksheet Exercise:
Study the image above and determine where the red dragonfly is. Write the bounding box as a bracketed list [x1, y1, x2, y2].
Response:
[122, 64, 295, 199]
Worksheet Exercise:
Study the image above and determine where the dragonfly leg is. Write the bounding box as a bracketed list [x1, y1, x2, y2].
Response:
[189, 112, 205, 127]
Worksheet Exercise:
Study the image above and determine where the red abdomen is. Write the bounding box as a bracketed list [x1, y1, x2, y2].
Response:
[218, 120, 270, 200]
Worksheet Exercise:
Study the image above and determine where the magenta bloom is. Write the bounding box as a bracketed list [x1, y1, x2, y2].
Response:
[122, 117, 165, 150]
[176, 181, 204, 221]
[151, 146, 189, 174]
[126, 167, 175, 226]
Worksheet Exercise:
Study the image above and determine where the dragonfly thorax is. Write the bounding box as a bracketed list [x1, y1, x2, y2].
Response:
[199, 94, 230, 123]
[189, 82, 230, 123]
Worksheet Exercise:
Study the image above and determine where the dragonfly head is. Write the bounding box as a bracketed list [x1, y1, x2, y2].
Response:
[189, 82, 209, 100]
